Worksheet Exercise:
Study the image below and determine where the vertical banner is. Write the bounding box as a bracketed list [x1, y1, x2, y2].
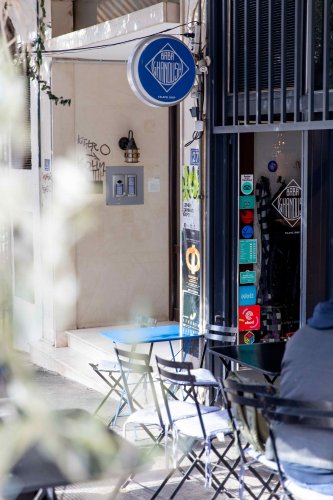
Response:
[181, 148, 201, 331]
[182, 228, 201, 329]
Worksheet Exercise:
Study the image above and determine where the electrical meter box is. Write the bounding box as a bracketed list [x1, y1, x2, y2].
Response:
[106, 166, 144, 205]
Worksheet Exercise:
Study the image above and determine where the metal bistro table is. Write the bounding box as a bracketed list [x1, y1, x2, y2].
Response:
[99, 325, 202, 424]
[210, 341, 286, 384]
[102, 324, 202, 362]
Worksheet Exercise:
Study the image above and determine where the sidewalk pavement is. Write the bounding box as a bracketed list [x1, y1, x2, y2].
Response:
[28, 363, 277, 499]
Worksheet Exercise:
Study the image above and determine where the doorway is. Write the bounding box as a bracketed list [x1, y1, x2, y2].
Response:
[238, 132, 302, 344]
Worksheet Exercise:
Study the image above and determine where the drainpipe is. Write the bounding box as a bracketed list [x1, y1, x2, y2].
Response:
[197, 0, 207, 334]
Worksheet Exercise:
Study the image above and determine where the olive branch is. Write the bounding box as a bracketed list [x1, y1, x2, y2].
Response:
[4, 0, 71, 106]
[30, 0, 71, 106]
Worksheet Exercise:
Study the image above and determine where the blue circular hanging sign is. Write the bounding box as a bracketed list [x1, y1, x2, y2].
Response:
[127, 35, 196, 107]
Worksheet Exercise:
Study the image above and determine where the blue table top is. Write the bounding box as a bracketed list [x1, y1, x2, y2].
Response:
[101, 324, 202, 344]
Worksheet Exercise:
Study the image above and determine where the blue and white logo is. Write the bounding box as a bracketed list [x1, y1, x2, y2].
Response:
[145, 43, 189, 93]
[239, 286, 257, 306]
[128, 35, 196, 107]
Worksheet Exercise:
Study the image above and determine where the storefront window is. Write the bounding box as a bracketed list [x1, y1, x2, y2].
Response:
[238, 132, 301, 343]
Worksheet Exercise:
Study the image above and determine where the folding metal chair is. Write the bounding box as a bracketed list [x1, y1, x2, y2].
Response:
[114, 347, 220, 496]
[154, 355, 241, 499]
[89, 359, 142, 427]
[201, 324, 238, 366]
[221, 375, 281, 499]
[115, 347, 220, 440]
[265, 397, 333, 500]
[179, 325, 237, 405]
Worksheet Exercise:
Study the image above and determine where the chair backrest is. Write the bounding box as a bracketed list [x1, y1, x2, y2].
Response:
[114, 347, 163, 426]
[221, 374, 276, 454]
[205, 324, 238, 344]
[155, 355, 207, 439]
[265, 397, 333, 428]
[262, 396, 333, 489]
[201, 324, 237, 368]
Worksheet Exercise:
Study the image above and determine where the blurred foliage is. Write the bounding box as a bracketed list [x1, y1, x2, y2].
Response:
[2, 0, 71, 106]
[0, 3, 145, 495]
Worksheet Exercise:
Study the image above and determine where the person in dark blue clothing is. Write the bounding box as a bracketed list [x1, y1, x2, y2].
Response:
[274, 300, 333, 494]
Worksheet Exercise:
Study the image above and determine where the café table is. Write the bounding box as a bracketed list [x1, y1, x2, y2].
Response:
[101, 324, 202, 362]
[209, 341, 286, 384]
[98, 324, 202, 424]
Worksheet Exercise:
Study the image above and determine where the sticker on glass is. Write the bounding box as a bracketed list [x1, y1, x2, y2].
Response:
[241, 174, 253, 195]
[240, 195, 255, 209]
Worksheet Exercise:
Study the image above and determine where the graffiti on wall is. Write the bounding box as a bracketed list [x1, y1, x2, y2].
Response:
[77, 135, 111, 181]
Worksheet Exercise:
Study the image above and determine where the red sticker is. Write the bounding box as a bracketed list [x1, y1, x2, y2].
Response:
[241, 210, 254, 224]
[239, 305, 261, 331]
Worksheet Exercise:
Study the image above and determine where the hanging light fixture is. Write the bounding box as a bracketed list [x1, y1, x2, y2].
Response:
[118, 130, 140, 163]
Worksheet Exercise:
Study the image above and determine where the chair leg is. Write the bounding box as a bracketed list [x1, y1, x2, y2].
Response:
[121, 427, 166, 490]
[212, 450, 280, 500]
[254, 470, 280, 499]
[90, 367, 124, 414]
[169, 454, 203, 498]
[207, 441, 244, 496]
[149, 447, 199, 499]
[156, 438, 229, 500]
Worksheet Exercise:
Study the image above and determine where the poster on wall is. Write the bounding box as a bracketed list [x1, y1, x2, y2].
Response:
[182, 228, 201, 330]
[182, 156, 200, 230]
[181, 147, 201, 331]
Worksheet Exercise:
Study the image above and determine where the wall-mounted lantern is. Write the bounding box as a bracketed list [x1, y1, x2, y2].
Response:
[118, 130, 140, 163]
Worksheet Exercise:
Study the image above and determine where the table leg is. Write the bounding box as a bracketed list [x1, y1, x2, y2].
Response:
[167, 338, 192, 363]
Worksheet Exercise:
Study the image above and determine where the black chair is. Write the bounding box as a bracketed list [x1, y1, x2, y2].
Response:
[182, 324, 237, 405]
[155, 355, 241, 499]
[201, 324, 238, 365]
[221, 375, 281, 499]
[265, 397, 333, 500]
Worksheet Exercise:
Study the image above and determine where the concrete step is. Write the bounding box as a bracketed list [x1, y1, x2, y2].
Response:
[30, 340, 108, 395]
[66, 327, 118, 363]
[30, 323, 184, 397]
[66, 324, 181, 368]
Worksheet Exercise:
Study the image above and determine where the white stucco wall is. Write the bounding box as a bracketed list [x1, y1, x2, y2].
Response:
[52, 61, 169, 330]
[7, 0, 42, 350]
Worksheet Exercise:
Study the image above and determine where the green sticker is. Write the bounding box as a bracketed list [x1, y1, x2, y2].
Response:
[241, 174, 254, 195]
[239, 239, 257, 264]
[240, 270, 256, 284]
[241, 181, 253, 195]
[240, 195, 255, 209]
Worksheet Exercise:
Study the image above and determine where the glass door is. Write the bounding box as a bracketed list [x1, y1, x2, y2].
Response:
[238, 131, 302, 343]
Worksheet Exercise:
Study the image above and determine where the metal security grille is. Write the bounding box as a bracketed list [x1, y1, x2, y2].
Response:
[231, 0, 295, 93]
[209, 0, 333, 132]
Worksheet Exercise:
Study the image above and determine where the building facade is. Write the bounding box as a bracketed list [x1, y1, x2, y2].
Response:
[6, 0, 330, 377]
[205, 0, 333, 353]
[5, 1, 198, 378]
